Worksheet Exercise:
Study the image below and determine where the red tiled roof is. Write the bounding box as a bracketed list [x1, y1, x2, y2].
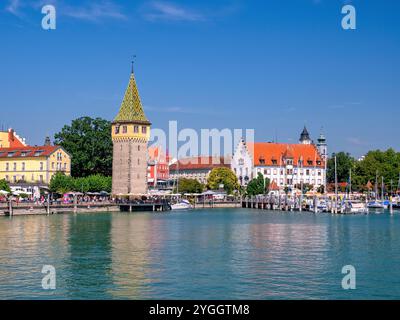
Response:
[0, 145, 61, 158]
[246, 142, 325, 168]
[170, 156, 230, 171]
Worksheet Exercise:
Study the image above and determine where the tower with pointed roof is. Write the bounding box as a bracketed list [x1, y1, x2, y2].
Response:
[299, 126, 312, 145]
[316, 129, 327, 161]
[111, 66, 151, 195]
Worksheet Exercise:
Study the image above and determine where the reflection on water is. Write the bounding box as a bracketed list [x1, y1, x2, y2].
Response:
[1, 209, 400, 299]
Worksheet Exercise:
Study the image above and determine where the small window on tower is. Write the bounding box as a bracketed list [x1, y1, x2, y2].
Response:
[134, 126, 139, 133]
[122, 126, 127, 134]
[142, 126, 147, 134]
[115, 126, 120, 134]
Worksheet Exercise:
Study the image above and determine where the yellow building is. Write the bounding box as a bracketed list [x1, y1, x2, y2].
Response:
[0, 145, 71, 185]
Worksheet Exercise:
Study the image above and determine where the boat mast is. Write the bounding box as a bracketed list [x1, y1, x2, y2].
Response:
[381, 176, 384, 201]
[375, 170, 378, 200]
[349, 168, 352, 198]
[398, 172, 400, 195]
[335, 156, 338, 212]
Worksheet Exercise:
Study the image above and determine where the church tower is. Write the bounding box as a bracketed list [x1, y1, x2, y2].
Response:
[316, 129, 328, 161]
[111, 66, 151, 195]
[299, 126, 312, 145]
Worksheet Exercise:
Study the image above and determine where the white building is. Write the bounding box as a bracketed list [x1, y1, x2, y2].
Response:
[231, 127, 327, 191]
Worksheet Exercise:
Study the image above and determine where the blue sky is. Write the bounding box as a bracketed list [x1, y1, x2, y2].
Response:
[0, 0, 399, 157]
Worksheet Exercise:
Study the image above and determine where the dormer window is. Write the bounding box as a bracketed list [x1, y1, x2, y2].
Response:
[307, 160, 313, 166]
[272, 159, 277, 165]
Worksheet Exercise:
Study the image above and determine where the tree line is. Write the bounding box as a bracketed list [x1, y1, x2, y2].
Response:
[327, 149, 400, 193]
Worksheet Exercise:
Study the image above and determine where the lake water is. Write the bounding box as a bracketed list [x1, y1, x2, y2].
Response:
[1, 208, 400, 300]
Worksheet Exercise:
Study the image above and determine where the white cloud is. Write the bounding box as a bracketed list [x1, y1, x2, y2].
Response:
[4, 0, 127, 22]
[143, 1, 205, 22]
[62, 1, 127, 22]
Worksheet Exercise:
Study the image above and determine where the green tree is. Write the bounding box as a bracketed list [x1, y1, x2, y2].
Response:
[49, 173, 74, 194]
[0, 179, 11, 192]
[207, 167, 240, 194]
[50, 173, 112, 194]
[327, 152, 354, 183]
[246, 173, 269, 196]
[353, 149, 400, 192]
[54, 117, 112, 177]
[175, 178, 204, 194]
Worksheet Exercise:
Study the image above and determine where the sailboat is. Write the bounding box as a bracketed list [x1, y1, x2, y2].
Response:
[342, 168, 368, 214]
[170, 159, 192, 210]
[367, 172, 385, 210]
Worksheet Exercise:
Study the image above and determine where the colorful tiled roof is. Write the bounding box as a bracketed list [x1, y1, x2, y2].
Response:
[246, 142, 325, 168]
[170, 156, 230, 171]
[114, 71, 150, 124]
[0, 145, 61, 159]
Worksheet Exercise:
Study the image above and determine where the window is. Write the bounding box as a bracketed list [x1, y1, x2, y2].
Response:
[13, 163, 16, 171]
[134, 126, 139, 133]
[40, 162, 44, 171]
[21, 175, 25, 182]
[306, 169, 310, 175]
[22, 162, 25, 171]
[5, 175, 9, 182]
[39, 175, 43, 183]
[6, 163, 9, 171]
[272, 159, 277, 165]
[8, 152, 15, 157]
[138, 145, 140, 151]
[122, 126, 127, 134]
[115, 126, 120, 134]
[142, 126, 147, 134]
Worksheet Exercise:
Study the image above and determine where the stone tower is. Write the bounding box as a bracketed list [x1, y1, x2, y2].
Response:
[111, 67, 151, 195]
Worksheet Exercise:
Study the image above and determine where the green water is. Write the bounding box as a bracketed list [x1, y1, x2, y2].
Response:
[1, 208, 400, 299]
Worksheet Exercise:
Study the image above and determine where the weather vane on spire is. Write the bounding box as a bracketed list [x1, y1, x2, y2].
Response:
[131, 55, 136, 74]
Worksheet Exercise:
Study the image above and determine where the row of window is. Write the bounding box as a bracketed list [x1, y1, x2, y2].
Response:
[273, 178, 323, 186]
[0, 150, 44, 157]
[258, 168, 323, 176]
[1, 162, 68, 172]
[115, 125, 147, 135]
[258, 159, 322, 166]
[4, 175, 45, 183]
